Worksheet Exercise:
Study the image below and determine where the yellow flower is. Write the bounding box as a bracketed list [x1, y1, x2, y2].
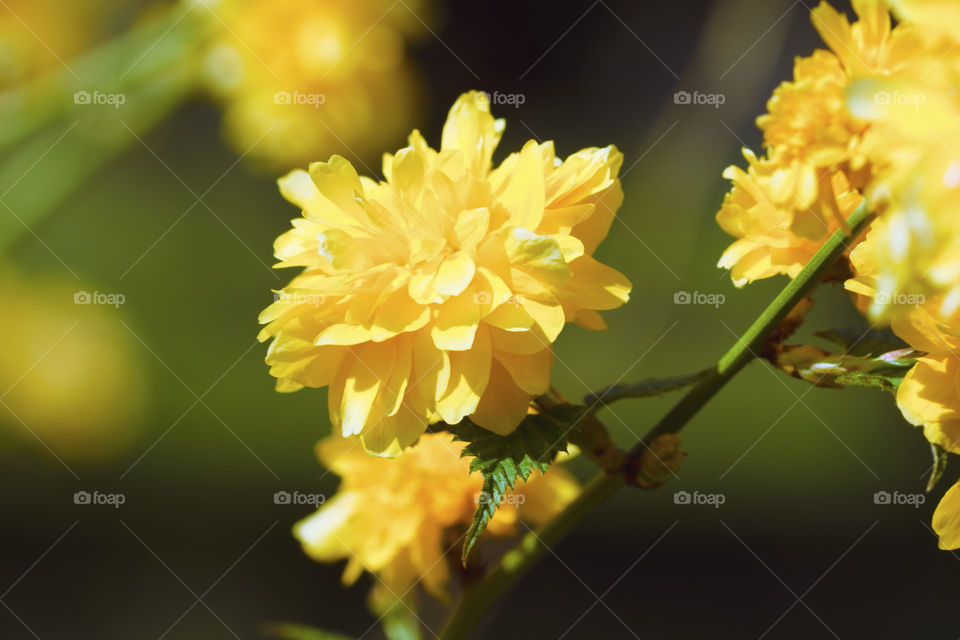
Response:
[0, 271, 145, 460]
[716, 0, 917, 287]
[259, 91, 631, 456]
[893, 303, 960, 452]
[890, 303, 960, 548]
[887, 0, 960, 42]
[201, 0, 426, 168]
[716, 149, 863, 285]
[294, 432, 579, 610]
[843, 72, 960, 318]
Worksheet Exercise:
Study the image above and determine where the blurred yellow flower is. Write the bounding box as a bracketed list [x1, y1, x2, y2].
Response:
[716, 0, 917, 287]
[294, 432, 579, 611]
[0, 0, 109, 86]
[259, 91, 630, 455]
[887, 0, 960, 42]
[0, 272, 145, 461]
[843, 70, 960, 318]
[890, 303, 960, 548]
[201, 0, 427, 169]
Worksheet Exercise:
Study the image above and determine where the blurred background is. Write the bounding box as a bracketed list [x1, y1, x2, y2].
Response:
[1, 0, 956, 638]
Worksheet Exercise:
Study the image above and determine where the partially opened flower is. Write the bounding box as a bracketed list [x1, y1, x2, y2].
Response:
[294, 432, 579, 611]
[259, 91, 631, 455]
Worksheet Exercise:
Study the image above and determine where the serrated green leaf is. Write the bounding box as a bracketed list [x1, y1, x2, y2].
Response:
[927, 443, 949, 493]
[584, 370, 708, 407]
[446, 415, 569, 565]
[263, 623, 355, 640]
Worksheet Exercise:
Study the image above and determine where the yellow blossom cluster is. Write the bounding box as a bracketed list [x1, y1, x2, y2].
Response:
[294, 432, 579, 612]
[716, 0, 920, 287]
[716, 0, 960, 550]
[200, 0, 427, 168]
[259, 91, 630, 456]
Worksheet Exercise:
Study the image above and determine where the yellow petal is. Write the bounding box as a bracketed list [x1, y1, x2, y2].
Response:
[469, 360, 531, 435]
[316, 323, 372, 346]
[359, 402, 427, 457]
[504, 227, 570, 290]
[308, 155, 369, 223]
[434, 252, 477, 297]
[432, 288, 482, 350]
[521, 296, 566, 343]
[440, 92, 503, 174]
[565, 255, 632, 310]
[437, 326, 491, 424]
[294, 492, 358, 563]
[370, 288, 431, 341]
[896, 355, 960, 428]
[933, 481, 960, 550]
[496, 140, 546, 230]
[340, 342, 394, 436]
[494, 348, 552, 395]
[454, 208, 491, 250]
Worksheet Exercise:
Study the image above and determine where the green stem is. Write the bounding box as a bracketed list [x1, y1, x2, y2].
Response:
[439, 202, 874, 639]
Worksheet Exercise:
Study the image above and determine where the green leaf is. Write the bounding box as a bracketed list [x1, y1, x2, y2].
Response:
[584, 370, 707, 407]
[774, 329, 920, 394]
[832, 369, 907, 393]
[814, 327, 908, 357]
[445, 414, 569, 565]
[927, 443, 949, 493]
[263, 623, 355, 640]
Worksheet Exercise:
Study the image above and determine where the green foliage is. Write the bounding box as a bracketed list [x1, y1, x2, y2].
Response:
[778, 327, 920, 394]
[444, 414, 570, 565]
[814, 327, 908, 358]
